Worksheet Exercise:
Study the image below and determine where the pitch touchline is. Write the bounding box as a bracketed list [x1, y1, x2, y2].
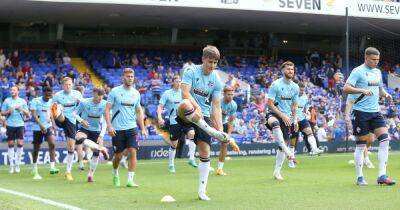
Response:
[0, 187, 83, 210]
[0, 153, 379, 171]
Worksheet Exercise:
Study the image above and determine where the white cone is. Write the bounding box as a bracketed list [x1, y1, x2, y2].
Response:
[161, 195, 176, 202]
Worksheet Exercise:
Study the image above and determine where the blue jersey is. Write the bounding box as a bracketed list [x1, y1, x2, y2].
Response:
[346, 64, 383, 113]
[297, 94, 309, 121]
[1, 97, 28, 127]
[267, 78, 300, 119]
[159, 88, 182, 125]
[182, 64, 223, 118]
[29, 97, 52, 131]
[107, 85, 141, 131]
[221, 98, 237, 124]
[53, 90, 83, 124]
[76, 98, 107, 132]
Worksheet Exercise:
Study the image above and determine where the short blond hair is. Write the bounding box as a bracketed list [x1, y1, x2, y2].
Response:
[202, 45, 220, 60]
[62, 76, 73, 83]
[123, 68, 134, 75]
[223, 85, 234, 93]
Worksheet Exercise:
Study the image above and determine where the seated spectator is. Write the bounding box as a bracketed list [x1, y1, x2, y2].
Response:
[234, 56, 242, 68]
[219, 56, 229, 68]
[38, 50, 48, 65]
[67, 70, 77, 83]
[43, 72, 55, 87]
[21, 61, 32, 77]
[15, 69, 24, 81]
[83, 69, 92, 84]
[234, 119, 248, 139]
[148, 68, 157, 80]
[144, 57, 153, 69]
[122, 53, 131, 66]
[131, 54, 139, 67]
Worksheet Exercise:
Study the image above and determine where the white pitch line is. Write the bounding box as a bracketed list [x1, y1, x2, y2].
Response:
[0, 187, 83, 210]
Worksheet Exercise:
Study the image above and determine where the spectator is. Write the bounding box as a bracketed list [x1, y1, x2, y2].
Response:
[38, 50, 48, 65]
[43, 72, 54, 87]
[131, 54, 139, 67]
[21, 61, 32, 77]
[63, 52, 71, 65]
[0, 49, 5, 71]
[148, 68, 156, 80]
[183, 60, 195, 70]
[150, 73, 162, 103]
[82, 69, 92, 84]
[10, 50, 19, 69]
[66, 70, 77, 84]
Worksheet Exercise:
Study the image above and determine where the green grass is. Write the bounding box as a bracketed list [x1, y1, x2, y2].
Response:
[1, 153, 400, 210]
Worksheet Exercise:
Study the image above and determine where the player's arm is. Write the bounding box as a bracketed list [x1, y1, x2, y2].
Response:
[181, 68, 201, 111]
[104, 103, 115, 136]
[227, 115, 236, 136]
[98, 117, 107, 148]
[343, 71, 372, 95]
[181, 83, 201, 111]
[379, 86, 392, 100]
[345, 97, 354, 128]
[1, 100, 14, 116]
[136, 105, 147, 139]
[18, 101, 30, 117]
[211, 96, 223, 131]
[157, 93, 166, 127]
[291, 100, 299, 132]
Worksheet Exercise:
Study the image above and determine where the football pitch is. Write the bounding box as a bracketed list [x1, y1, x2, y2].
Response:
[1, 152, 400, 210]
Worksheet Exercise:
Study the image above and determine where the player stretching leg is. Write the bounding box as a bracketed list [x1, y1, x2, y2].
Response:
[176, 45, 239, 200]
[344, 47, 395, 186]
[75, 87, 109, 182]
[51, 77, 83, 181]
[265, 61, 299, 181]
[288, 81, 323, 168]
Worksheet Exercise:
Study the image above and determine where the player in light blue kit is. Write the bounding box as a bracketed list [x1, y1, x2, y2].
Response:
[345, 93, 375, 171]
[157, 75, 196, 173]
[216, 85, 237, 176]
[51, 76, 83, 181]
[105, 68, 147, 188]
[176, 45, 239, 201]
[288, 81, 323, 168]
[265, 61, 299, 181]
[344, 47, 395, 186]
[1, 86, 30, 174]
[75, 87, 109, 182]
[30, 87, 59, 179]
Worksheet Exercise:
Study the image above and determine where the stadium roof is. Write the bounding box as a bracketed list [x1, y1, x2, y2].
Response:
[0, 0, 399, 37]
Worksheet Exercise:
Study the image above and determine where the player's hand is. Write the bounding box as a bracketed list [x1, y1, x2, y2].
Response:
[158, 118, 165, 128]
[15, 105, 22, 112]
[384, 93, 393, 101]
[81, 120, 90, 128]
[107, 126, 116, 137]
[9, 107, 16, 113]
[281, 114, 291, 127]
[40, 125, 47, 134]
[229, 139, 240, 152]
[141, 129, 148, 140]
[293, 120, 299, 132]
[97, 136, 104, 147]
[362, 89, 373, 96]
